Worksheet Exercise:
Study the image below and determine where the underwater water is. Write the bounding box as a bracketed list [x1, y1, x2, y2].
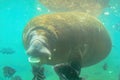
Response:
[0, 0, 120, 80]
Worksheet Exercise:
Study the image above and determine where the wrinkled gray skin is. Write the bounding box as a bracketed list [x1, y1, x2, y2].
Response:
[23, 12, 111, 80]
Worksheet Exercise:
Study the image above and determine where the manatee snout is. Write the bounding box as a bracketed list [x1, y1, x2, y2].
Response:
[27, 36, 51, 64]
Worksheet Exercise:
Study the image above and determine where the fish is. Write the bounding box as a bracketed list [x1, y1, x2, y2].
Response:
[102, 63, 108, 70]
[11, 75, 22, 80]
[0, 48, 15, 54]
[2, 66, 16, 78]
[112, 23, 120, 32]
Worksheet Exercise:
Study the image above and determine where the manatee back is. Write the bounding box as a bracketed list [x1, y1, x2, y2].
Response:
[23, 12, 111, 67]
[39, 0, 109, 16]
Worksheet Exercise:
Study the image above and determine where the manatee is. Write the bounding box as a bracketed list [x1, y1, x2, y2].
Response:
[39, 0, 110, 16]
[23, 12, 111, 80]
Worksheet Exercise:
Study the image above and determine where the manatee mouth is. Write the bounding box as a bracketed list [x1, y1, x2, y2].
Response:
[28, 56, 40, 63]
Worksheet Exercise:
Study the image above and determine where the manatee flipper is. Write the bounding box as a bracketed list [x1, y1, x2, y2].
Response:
[54, 63, 82, 80]
[32, 66, 45, 80]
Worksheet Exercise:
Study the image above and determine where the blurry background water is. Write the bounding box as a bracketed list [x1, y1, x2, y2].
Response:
[0, 0, 120, 80]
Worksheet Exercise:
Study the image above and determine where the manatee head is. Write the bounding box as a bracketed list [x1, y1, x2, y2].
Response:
[26, 31, 51, 65]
